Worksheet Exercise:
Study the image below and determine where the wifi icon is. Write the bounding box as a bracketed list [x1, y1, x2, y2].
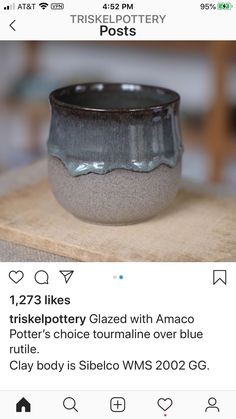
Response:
[39, 2, 48, 9]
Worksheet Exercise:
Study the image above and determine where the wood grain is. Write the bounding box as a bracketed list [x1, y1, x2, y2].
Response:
[0, 180, 235, 262]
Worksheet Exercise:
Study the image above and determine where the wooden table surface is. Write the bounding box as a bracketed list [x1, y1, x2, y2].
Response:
[0, 160, 235, 262]
[0, 160, 76, 261]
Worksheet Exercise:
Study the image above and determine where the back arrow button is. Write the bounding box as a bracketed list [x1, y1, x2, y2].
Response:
[9, 20, 16, 31]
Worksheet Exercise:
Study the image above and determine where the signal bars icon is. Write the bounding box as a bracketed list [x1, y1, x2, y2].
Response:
[4, 3, 15, 10]
[39, 2, 49, 9]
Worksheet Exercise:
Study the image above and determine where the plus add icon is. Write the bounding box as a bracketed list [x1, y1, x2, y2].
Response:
[110, 397, 126, 412]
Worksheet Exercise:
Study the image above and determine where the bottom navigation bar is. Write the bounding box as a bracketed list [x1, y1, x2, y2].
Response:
[0, 391, 235, 418]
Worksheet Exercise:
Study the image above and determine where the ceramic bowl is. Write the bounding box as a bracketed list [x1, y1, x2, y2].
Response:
[48, 82, 183, 225]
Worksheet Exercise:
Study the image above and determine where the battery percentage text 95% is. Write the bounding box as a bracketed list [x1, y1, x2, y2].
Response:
[200, 3, 216, 9]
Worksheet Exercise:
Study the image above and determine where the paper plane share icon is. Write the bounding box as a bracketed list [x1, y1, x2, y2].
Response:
[60, 270, 74, 284]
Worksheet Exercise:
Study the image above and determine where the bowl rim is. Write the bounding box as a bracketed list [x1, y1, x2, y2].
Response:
[49, 82, 180, 113]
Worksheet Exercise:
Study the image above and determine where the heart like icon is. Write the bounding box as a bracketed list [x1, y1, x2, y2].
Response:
[157, 398, 173, 412]
[9, 270, 24, 284]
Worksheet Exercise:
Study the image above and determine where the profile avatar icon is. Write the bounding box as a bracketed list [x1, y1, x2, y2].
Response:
[205, 397, 220, 413]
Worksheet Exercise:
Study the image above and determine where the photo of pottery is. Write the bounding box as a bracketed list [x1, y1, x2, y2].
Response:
[48, 83, 183, 225]
[0, 41, 235, 261]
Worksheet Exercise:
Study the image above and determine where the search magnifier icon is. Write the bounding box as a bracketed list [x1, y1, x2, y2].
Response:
[63, 397, 78, 412]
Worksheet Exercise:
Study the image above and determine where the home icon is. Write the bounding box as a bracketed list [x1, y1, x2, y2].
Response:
[16, 397, 31, 413]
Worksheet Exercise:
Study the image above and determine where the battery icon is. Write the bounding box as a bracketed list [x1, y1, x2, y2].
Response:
[217, 2, 233, 9]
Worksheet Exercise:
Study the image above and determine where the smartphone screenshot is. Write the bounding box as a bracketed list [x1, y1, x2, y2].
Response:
[0, 1, 235, 417]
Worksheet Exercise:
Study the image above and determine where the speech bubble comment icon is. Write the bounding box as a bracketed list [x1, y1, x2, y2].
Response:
[34, 270, 49, 285]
